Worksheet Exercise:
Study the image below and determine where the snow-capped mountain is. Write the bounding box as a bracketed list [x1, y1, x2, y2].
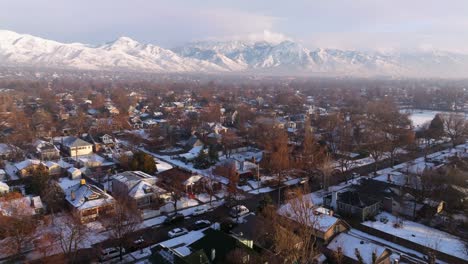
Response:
[0, 30, 225, 73]
[1, 29, 468, 77]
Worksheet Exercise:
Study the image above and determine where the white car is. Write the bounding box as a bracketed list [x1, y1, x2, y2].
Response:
[192, 207, 208, 216]
[168, 227, 189, 238]
[99, 247, 124, 261]
[229, 205, 250, 218]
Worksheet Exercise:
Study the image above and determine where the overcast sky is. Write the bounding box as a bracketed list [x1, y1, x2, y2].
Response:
[1, 0, 468, 53]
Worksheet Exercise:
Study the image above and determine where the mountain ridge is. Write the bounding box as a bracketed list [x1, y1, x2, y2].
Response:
[1, 30, 468, 78]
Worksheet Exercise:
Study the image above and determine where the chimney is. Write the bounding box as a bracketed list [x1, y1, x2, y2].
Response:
[211, 249, 216, 261]
[331, 191, 338, 210]
[80, 179, 86, 185]
[71, 190, 76, 201]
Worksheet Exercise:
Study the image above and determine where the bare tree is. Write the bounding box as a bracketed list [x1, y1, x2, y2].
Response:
[275, 187, 320, 263]
[104, 198, 141, 261]
[0, 197, 38, 258]
[442, 113, 467, 147]
[56, 213, 88, 264]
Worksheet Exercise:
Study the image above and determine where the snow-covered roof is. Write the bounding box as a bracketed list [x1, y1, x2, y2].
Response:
[65, 182, 114, 210]
[327, 233, 389, 263]
[183, 175, 203, 186]
[278, 204, 341, 233]
[62, 136, 92, 148]
[0, 181, 9, 191]
[67, 167, 81, 175]
[14, 159, 40, 171]
[0, 196, 43, 216]
[43, 161, 59, 168]
[363, 212, 468, 260]
[158, 230, 205, 250]
[0, 143, 14, 155]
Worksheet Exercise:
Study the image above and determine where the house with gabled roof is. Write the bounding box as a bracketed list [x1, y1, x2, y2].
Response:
[59, 136, 93, 157]
[64, 179, 115, 223]
[112, 171, 170, 209]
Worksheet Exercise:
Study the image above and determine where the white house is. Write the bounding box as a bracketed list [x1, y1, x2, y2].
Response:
[67, 167, 82, 180]
[61, 136, 93, 157]
[0, 181, 9, 194]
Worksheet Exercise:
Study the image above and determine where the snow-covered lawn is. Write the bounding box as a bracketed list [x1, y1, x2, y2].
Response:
[155, 158, 172, 173]
[363, 212, 468, 260]
[238, 184, 252, 192]
[142, 215, 167, 228]
[373, 142, 468, 187]
[195, 193, 214, 203]
[248, 186, 274, 194]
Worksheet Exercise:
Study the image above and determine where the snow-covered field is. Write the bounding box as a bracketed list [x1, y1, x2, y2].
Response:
[403, 109, 467, 130]
[363, 212, 468, 260]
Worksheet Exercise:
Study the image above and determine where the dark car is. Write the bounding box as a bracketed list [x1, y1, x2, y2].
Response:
[191, 220, 211, 230]
[163, 213, 184, 225]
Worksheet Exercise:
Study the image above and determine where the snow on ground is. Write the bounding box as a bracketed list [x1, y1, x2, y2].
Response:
[348, 229, 447, 263]
[218, 150, 263, 162]
[129, 247, 152, 260]
[238, 184, 252, 192]
[142, 215, 167, 228]
[363, 212, 468, 260]
[373, 142, 468, 187]
[248, 180, 261, 189]
[179, 200, 223, 217]
[155, 158, 173, 173]
[327, 232, 389, 263]
[195, 193, 214, 203]
[248, 186, 274, 194]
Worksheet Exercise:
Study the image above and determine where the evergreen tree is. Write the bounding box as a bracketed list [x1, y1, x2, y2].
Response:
[208, 145, 219, 163]
[129, 152, 157, 174]
[28, 164, 50, 195]
[194, 148, 211, 169]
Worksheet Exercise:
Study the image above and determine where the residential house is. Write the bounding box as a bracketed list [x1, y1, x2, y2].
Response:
[0, 181, 9, 194]
[13, 159, 41, 178]
[35, 140, 60, 160]
[0, 196, 44, 216]
[326, 233, 393, 264]
[324, 191, 381, 222]
[112, 171, 170, 209]
[43, 161, 63, 176]
[151, 228, 261, 264]
[0, 143, 20, 160]
[280, 205, 350, 244]
[158, 168, 208, 194]
[60, 136, 93, 157]
[67, 167, 82, 180]
[0, 169, 6, 181]
[64, 179, 115, 223]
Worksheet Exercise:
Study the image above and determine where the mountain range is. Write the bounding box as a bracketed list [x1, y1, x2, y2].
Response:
[1, 29, 468, 78]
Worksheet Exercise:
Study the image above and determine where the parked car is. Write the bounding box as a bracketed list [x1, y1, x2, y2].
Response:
[192, 207, 208, 216]
[191, 220, 211, 230]
[128, 237, 145, 251]
[168, 227, 189, 238]
[163, 213, 184, 225]
[99, 247, 124, 261]
[229, 205, 250, 218]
